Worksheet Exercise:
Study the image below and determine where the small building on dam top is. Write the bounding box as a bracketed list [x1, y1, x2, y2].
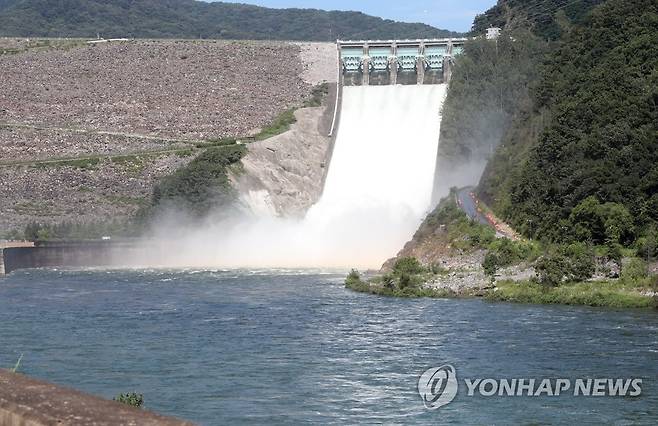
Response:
[338, 38, 468, 86]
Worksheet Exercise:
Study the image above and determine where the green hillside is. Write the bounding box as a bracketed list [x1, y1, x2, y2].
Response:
[431, 1, 608, 200]
[0, 0, 459, 40]
[471, 0, 605, 40]
[479, 0, 658, 250]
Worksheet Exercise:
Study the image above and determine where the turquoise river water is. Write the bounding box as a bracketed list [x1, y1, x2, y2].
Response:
[0, 269, 657, 424]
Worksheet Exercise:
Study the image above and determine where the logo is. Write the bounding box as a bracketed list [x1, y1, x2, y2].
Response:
[418, 364, 643, 410]
[418, 364, 458, 410]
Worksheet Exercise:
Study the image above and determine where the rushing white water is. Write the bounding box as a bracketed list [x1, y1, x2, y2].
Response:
[144, 84, 447, 269]
[301, 84, 448, 266]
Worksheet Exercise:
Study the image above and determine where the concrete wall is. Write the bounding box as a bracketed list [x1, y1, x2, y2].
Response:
[0, 370, 193, 425]
[2, 241, 140, 275]
[0, 241, 35, 275]
[320, 80, 343, 193]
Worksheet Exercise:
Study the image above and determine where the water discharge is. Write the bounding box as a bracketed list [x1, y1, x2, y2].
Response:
[146, 84, 448, 269]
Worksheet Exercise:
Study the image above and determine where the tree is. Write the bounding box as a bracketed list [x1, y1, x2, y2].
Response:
[482, 252, 499, 285]
[392, 257, 425, 276]
[569, 196, 604, 243]
[600, 202, 634, 245]
[535, 252, 568, 287]
[535, 243, 595, 286]
[479, 0, 658, 249]
[561, 242, 595, 281]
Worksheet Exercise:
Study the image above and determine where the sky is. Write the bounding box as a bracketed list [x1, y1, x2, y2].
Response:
[211, 1, 498, 33]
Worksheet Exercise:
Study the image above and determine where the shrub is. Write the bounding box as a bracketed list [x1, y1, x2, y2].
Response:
[561, 242, 596, 281]
[392, 257, 425, 276]
[604, 242, 624, 269]
[535, 252, 568, 286]
[634, 227, 658, 260]
[464, 221, 496, 248]
[620, 258, 648, 284]
[398, 273, 412, 289]
[303, 82, 330, 107]
[382, 274, 395, 289]
[114, 393, 144, 408]
[345, 269, 362, 287]
[152, 144, 246, 216]
[486, 238, 539, 267]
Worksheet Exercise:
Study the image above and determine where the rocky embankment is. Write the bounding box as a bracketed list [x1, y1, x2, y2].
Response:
[0, 39, 336, 234]
[0, 40, 311, 139]
[232, 88, 336, 217]
[367, 194, 657, 308]
[230, 43, 337, 217]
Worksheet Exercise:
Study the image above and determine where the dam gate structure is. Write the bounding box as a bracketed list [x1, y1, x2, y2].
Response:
[338, 38, 467, 86]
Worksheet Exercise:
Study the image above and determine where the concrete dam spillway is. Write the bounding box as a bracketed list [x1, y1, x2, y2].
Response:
[303, 84, 448, 267]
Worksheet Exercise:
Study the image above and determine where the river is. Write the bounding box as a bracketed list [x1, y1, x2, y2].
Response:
[1, 269, 656, 424]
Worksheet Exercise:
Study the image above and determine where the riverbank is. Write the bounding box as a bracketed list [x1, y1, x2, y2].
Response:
[488, 279, 657, 309]
[367, 189, 658, 310]
[346, 273, 658, 309]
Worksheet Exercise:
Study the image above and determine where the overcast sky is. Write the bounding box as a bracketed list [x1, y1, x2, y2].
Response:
[210, 1, 498, 33]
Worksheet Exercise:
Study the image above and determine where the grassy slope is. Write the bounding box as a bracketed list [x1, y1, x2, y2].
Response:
[489, 280, 656, 309]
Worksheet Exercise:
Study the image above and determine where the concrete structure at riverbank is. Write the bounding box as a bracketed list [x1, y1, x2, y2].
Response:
[0, 240, 143, 275]
[0, 241, 34, 275]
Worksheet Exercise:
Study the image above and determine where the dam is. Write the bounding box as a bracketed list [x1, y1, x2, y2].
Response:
[2, 39, 452, 272]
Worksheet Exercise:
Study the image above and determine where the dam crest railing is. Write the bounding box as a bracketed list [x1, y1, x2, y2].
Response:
[337, 38, 468, 86]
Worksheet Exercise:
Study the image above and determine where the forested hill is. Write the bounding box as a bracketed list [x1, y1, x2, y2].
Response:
[480, 0, 658, 246]
[434, 0, 657, 256]
[471, 0, 605, 40]
[431, 0, 604, 199]
[0, 0, 459, 40]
